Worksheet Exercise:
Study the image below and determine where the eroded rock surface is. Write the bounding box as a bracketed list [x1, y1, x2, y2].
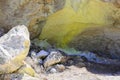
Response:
[0, 0, 65, 39]
[39, 0, 120, 47]
[0, 25, 30, 74]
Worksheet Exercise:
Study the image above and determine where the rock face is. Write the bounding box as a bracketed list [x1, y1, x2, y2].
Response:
[0, 0, 65, 39]
[0, 25, 30, 74]
[39, 0, 120, 59]
[69, 26, 120, 59]
[39, 0, 119, 47]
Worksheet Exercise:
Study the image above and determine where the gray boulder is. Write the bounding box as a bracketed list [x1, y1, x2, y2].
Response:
[0, 25, 30, 74]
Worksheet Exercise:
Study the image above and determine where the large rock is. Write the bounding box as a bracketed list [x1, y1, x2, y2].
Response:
[69, 26, 120, 59]
[0, 25, 30, 74]
[0, 0, 65, 39]
[39, 0, 119, 47]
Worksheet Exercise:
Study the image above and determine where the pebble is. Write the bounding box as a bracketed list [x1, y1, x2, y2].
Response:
[49, 68, 57, 73]
[36, 50, 49, 59]
[55, 64, 66, 72]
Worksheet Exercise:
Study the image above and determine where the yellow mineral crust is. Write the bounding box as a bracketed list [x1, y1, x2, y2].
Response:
[0, 40, 30, 74]
[40, 0, 119, 47]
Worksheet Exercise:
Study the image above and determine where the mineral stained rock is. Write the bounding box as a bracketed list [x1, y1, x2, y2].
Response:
[0, 25, 30, 74]
[39, 0, 119, 47]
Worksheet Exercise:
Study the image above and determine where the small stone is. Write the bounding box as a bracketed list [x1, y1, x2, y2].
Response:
[55, 64, 66, 72]
[43, 51, 64, 68]
[31, 51, 37, 59]
[49, 68, 57, 73]
[36, 50, 49, 59]
[46, 64, 65, 73]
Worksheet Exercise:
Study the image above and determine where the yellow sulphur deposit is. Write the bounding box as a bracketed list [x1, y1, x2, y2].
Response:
[40, 0, 116, 47]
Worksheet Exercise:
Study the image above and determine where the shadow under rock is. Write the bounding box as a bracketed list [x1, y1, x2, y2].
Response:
[64, 55, 120, 75]
[84, 62, 120, 75]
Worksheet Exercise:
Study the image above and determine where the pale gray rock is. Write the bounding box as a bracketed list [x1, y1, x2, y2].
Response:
[49, 68, 57, 73]
[0, 25, 30, 74]
[36, 50, 49, 59]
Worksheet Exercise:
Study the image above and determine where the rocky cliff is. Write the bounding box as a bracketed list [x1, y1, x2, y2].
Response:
[0, 0, 65, 39]
[39, 0, 120, 46]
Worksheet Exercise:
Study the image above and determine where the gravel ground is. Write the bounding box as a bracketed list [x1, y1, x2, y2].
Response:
[38, 66, 120, 80]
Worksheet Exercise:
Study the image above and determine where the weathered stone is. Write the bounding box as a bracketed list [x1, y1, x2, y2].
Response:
[0, 0, 65, 39]
[55, 64, 66, 72]
[44, 51, 64, 68]
[46, 64, 66, 73]
[36, 50, 49, 59]
[69, 26, 120, 59]
[49, 68, 57, 73]
[0, 25, 30, 74]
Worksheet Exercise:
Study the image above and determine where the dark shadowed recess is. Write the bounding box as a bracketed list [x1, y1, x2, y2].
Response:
[64, 55, 120, 75]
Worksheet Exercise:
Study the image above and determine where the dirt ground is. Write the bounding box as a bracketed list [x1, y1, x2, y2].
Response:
[39, 65, 120, 80]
